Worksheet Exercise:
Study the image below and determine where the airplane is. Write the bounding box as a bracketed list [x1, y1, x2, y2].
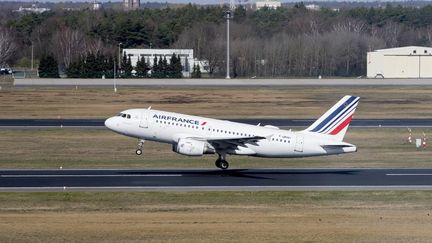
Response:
[104, 95, 360, 169]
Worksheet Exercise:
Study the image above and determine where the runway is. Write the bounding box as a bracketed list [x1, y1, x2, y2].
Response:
[1, 118, 432, 128]
[14, 78, 432, 86]
[2, 169, 432, 191]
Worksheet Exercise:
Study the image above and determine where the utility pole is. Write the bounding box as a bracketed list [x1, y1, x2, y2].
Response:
[31, 42, 34, 71]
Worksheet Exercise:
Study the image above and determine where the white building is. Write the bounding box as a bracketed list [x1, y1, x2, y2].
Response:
[93, 1, 102, 11]
[124, 0, 140, 10]
[367, 46, 432, 78]
[123, 49, 209, 77]
[305, 4, 321, 11]
[14, 4, 50, 13]
[256, 0, 281, 10]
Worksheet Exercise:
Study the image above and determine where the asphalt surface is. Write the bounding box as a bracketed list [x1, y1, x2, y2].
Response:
[2, 169, 432, 191]
[14, 78, 432, 86]
[1, 118, 432, 128]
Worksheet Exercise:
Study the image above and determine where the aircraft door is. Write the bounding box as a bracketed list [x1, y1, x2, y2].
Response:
[295, 135, 304, 152]
[139, 111, 149, 128]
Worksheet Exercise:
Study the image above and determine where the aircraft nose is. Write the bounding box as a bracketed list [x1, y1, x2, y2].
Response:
[104, 117, 115, 130]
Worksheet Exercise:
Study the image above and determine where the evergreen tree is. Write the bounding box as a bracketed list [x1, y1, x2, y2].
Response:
[136, 56, 149, 78]
[84, 53, 97, 78]
[168, 53, 183, 78]
[95, 53, 105, 78]
[104, 56, 115, 79]
[167, 53, 176, 78]
[151, 56, 159, 78]
[120, 51, 128, 77]
[173, 54, 183, 78]
[191, 63, 201, 78]
[38, 55, 59, 78]
[191, 63, 197, 78]
[195, 63, 201, 78]
[124, 56, 133, 78]
[161, 56, 168, 78]
[66, 58, 83, 78]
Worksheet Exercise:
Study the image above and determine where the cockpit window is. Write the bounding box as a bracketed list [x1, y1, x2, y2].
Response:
[127, 114, 131, 119]
[122, 114, 127, 118]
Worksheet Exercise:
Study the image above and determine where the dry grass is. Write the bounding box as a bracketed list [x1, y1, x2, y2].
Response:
[0, 128, 430, 169]
[1, 86, 432, 118]
[0, 191, 432, 242]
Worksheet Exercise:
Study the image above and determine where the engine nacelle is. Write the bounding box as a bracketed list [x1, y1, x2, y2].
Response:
[172, 138, 215, 156]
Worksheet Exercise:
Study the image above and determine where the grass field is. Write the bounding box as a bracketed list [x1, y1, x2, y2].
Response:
[1, 85, 432, 242]
[1, 86, 432, 118]
[0, 191, 432, 242]
[0, 127, 430, 169]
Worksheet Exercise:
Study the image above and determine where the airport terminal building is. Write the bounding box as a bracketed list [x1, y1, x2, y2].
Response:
[367, 46, 432, 78]
[123, 49, 209, 78]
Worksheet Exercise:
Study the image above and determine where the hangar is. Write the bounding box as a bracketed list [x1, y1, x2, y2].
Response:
[367, 46, 432, 78]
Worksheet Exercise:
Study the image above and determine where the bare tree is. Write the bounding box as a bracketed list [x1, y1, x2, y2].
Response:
[0, 27, 16, 67]
[378, 22, 403, 47]
[332, 18, 367, 34]
[52, 26, 86, 69]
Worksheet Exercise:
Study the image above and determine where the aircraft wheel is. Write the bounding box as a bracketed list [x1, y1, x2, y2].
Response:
[135, 149, 142, 155]
[215, 159, 222, 168]
[219, 160, 229, 170]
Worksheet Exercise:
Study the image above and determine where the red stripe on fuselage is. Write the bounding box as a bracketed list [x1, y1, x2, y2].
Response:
[329, 114, 353, 135]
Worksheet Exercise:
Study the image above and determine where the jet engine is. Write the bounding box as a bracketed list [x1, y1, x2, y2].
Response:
[172, 138, 215, 156]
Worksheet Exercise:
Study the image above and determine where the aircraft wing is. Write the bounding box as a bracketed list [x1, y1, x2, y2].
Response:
[320, 142, 355, 149]
[184, 135, 267, 150]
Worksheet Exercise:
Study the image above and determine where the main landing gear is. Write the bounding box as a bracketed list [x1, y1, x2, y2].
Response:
[215, 154, 229, 170]
[136, 139, 145, 155]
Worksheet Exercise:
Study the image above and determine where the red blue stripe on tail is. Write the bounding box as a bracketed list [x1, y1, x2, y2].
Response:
[305, 96, 360, 141]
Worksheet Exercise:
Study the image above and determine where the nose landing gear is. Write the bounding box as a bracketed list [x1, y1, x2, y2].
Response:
[136, 139, 145, 155]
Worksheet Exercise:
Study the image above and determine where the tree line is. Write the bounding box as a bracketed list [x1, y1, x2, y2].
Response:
[3, 4, 432, 77]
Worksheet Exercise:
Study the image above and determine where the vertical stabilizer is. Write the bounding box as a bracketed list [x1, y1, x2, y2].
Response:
[304, 95, 360, 142]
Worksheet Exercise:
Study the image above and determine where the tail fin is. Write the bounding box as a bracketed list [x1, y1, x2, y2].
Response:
[304, 95, 360, 142]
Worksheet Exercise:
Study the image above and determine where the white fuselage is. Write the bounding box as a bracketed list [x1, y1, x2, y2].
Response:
[105, 109, 357, 158]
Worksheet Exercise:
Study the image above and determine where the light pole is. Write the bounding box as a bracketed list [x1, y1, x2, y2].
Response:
[225, 9, 232, 79]
[118, 43, 123, 72]
[113, 60, 117, 93]
[31, 41, 34, 71]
